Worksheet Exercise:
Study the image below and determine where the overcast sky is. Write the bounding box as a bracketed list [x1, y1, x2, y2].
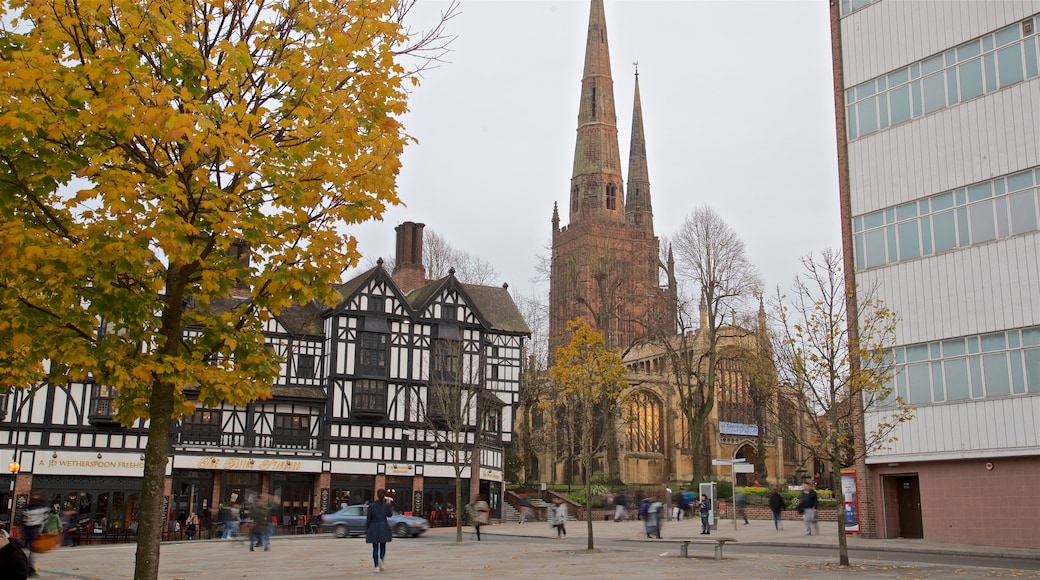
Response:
[347, 0, 842, 302]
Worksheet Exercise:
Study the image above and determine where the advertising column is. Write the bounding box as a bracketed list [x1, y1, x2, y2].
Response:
[840, 468, 859, 534]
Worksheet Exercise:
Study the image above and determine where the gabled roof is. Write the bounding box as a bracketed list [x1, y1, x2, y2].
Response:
[275, 301, 325, 336]
[403, 275, 451, 312]
[461, 283, 531, 335]
[333, 261, 411, 314]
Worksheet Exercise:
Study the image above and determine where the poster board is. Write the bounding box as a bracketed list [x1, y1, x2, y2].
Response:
[840, 469, 860, 534]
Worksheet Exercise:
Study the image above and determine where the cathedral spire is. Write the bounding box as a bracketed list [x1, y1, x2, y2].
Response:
[625, 66, 652, 234]
[568, 0, 624, 225]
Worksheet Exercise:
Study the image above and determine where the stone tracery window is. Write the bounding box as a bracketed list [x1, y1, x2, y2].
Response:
[626, 390, 663, 453]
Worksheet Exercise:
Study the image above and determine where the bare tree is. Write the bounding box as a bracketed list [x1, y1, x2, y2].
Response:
[360, 228, 500, 285]
[770, 249, 914, 566]
[512, 291, 550, 484]
[414, 338, 484, 542]
[665, 205, 762, 483]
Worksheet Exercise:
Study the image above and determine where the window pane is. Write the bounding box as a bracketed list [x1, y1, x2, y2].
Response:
[931, 191, 954, 211]
[906, 344, 929, 362]
[1024, 328, 1040, 346]
[943, 338, 966, 357]
[994, 45, 1019, 88]
[854, 233, 865, 270]
[957, 207, 971, 246]
[907, 363, 932, 403]
[898, 221, 921, 260]
[923, 73, 946, 113]
[1007, 170, 1034, 191]
[995, 25, 1021, 47]
[957, 40, 981, 61]
[967, 182, 991, 201]
[1025, 37, 1038, 78]
[932, 210, 957, 252]
[847, 106, 858, 139]
[856, 80, 876, 99]
[958, 59, 985, 100]
[864, 229, 887, 267]
[922, 54, 944, 74]
[857, 97, 878, 135]
[969, 356, 984, 397]
[946, 67, 959, 105]
[896, 202, 918, 220]
[886, 226, 898, 263]
[911, 80, 923, 116]
[980, 332, 1006, 352]
[931, 361, 945, 402]
[983, 53, 997, 91]
[1010, 351, 1026, 394]
[921, 216, 933, 254]
[983, 353, 1011, 396]
[888, 67, 909, 86]
[864, 210, 885, 229]
[944, 358, 970, 400]
[995, 197, 1009, 238]
[1025, 348, 1040, 392]
[886, 84, 911, 123]
[969, 200, 996, 242]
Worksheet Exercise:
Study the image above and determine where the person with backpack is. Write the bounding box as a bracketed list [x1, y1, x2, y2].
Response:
[0, 529, 29, 579]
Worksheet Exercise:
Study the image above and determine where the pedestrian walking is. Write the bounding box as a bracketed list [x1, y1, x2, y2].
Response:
[21, 493, 49, 576]
[549, 497, 567, 539]
[248, 497, 270, 552]
[698, 494, 712, 535]
[768, 488, 785, 531]
[736, 490, 749, 525]
[613, 491, 628, 522]
[222, 503, 241, 541]
[797, 483, 819, 535]
[518, 493, 534, 524]
[366, 488, 393, 573]
[467, 495, 490, 541]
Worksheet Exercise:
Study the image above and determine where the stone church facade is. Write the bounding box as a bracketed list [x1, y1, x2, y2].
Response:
[540, 0, 810, 488]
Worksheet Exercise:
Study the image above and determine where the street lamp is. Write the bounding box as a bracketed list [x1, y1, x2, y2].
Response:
[7, 452, 18, 534]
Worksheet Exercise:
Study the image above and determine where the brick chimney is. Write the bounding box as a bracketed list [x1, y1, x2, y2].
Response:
[229, 239, 251, 297]
[392, 221, 426, 294]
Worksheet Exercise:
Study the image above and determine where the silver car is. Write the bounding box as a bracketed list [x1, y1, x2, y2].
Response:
[319, 505, 430, 538]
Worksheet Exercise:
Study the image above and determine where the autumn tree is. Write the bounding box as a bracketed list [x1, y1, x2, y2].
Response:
[0, 0, 455, 577]
[770, 249, 914, 566]
[549, 318, 626, 550]
[667, 205, 761, 483]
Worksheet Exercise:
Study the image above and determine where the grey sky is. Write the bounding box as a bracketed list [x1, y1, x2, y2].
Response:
[348, 0, 842, 300]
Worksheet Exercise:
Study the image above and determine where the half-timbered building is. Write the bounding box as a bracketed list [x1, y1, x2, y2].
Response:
[1, 222, 529, 533]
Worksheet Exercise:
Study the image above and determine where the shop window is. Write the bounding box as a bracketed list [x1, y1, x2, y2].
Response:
[89, 383, 120, 426]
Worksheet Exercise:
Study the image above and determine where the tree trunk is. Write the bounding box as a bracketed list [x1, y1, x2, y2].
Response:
[832, 456, 850, 566]
[584, 406, 595, 551]
[133, 380, 173, 580]
[454, 463, 463, 543]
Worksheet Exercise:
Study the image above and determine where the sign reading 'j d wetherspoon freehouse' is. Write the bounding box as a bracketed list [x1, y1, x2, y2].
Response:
[34, 451, 146, 477]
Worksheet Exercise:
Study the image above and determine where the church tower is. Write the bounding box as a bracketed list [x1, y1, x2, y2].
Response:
[549, 0, 673, 355]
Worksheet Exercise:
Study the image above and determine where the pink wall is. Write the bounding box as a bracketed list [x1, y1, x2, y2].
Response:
[870, 456, 1040, 549]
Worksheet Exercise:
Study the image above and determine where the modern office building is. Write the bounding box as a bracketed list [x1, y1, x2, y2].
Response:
[839, 0, 1040, 548]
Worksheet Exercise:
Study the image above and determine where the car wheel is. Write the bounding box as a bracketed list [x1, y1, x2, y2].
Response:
[393, 523, 408, 538]
[334, 524, 348, 538]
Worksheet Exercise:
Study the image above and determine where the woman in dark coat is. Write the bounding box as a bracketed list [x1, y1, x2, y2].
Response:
[365, 488, 393, 573]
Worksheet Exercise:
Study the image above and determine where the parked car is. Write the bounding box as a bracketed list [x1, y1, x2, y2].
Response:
[320, 505, 430, 538]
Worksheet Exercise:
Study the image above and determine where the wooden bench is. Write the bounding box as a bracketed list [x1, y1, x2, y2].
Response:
[675, 536, 737, 560]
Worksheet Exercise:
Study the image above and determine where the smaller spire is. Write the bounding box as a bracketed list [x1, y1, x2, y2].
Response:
[552, 201, 560, 230]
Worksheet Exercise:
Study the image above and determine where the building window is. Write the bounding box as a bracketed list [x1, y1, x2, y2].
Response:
[480, 403, 502, 445]
[367, 296, 385, 313]
[88, 383, 119, 426]
[606, 184, 617, 210]
[357, 332, 388, 376]
[431, 339, 462, 385]
[297, 354, 315, 379]
[178, 409, 223, 446]
[426, 384, 462, 425]
[272, 414, 312, 449]
[352, 379, 387, 417]
[441, 304, 457, 321]
[626, 390, 663, 453]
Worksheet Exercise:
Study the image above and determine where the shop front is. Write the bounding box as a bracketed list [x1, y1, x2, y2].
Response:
[330, 474, 374, 510]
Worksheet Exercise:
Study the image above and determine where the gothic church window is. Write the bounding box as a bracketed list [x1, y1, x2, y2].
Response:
[606, 184, 617, 210]
[626, 390, 663, 453]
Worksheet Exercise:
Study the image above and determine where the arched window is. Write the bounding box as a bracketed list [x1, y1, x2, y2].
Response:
[626, 390, 663, 453]
[606, 184, 617, 210]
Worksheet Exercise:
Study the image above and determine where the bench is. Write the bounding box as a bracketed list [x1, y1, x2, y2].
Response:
[675, 537, 737, 560]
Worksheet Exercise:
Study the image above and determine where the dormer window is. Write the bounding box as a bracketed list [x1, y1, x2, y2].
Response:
[297, 354, 315, 379]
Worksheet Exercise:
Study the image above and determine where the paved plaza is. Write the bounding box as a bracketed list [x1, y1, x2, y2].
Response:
[30, 518, 1040, 579]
